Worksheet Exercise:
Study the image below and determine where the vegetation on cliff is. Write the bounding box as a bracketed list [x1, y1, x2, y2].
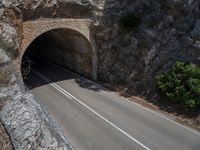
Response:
[156, 62, 200, 108]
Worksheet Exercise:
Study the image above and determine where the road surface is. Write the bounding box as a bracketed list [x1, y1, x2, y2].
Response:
[25, 59, 200, 150]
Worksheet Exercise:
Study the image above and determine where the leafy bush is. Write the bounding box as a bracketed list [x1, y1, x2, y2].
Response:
[156, 62, 200, 108]
[119, 13, 142, 31]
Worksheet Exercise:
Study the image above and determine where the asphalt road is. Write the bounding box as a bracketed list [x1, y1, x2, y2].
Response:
[25, 59, 200, 150]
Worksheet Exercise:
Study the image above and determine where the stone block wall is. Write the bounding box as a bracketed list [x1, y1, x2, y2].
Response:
[21, 19, 97, 80]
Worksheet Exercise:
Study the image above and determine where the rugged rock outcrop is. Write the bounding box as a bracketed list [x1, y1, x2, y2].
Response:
[0, 0, 200, 149]
[95, 0, 200, 96]
[0, 121, 13, 150]
[0, 81, 71, 150]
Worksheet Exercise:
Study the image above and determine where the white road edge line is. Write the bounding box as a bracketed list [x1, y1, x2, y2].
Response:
[124, 98, 200, 136]
[40, 58, 200, 136]
[32, 69, 72, 99]
[32, 68, 151, 150]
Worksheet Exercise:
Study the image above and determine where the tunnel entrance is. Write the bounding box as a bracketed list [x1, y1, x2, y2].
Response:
[21, 28, 95, 83]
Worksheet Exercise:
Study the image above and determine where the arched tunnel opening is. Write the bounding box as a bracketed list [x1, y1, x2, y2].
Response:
[21, 28, 95, 89]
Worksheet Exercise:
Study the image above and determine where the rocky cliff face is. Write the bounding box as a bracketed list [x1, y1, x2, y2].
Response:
[95, 0, 200, 96]
[0, 0, 200, 149]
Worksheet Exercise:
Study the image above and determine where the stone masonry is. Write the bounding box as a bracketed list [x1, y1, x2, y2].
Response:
[21, 19, 97, 80]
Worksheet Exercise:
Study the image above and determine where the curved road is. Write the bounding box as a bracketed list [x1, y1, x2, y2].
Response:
[25, 59, 200, 150]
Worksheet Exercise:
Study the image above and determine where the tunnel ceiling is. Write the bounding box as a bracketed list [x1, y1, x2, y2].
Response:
[23, 28, 94, 79]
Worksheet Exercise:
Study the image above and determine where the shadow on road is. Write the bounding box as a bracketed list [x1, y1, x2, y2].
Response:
[23, 58, 104, 93]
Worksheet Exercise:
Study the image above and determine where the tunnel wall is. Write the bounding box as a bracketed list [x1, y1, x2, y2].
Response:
[21, 19, 97, 80]
[28, 29, 93, 78]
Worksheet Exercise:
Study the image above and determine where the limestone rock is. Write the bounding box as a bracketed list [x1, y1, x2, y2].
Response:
[96, 0, 200, 95]
[0, 83, 71, 150]
[0, 121, 13, 150]
[191, 20, 200, 40]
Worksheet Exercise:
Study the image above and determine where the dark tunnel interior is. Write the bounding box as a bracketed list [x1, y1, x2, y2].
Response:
[21, 28, 94, 85]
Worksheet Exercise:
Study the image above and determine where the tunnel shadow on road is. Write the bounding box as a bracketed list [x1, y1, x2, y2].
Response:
[23, 58, 104, 93]
[74, 77, 104, 92]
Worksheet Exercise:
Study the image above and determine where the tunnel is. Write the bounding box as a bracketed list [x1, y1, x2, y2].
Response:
[21, 28, 95, 84]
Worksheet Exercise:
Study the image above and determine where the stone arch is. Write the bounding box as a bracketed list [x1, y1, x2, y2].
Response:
[21, 19, 97, 80]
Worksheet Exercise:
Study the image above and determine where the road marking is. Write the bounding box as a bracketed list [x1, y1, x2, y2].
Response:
[125, 98, 200, 136]
[32, 69, 72, 99]
[40, 59, 200, 136]
[36, 57, 106, 89]
[32, 69, 151, 150]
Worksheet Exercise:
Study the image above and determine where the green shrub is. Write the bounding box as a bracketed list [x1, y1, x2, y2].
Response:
[119, 13, 142, 31]
[156, 62, 200, 108]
